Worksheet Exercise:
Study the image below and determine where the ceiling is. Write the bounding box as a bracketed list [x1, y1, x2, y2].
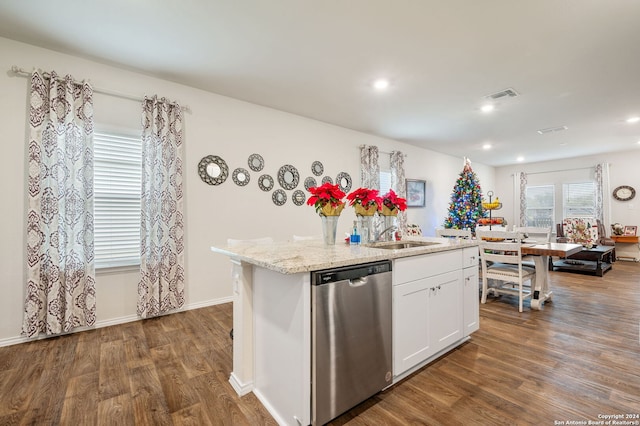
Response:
[1, 0, 640, 166]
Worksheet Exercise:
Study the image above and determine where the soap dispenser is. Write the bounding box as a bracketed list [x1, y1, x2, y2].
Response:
[350, 220, 360, 245]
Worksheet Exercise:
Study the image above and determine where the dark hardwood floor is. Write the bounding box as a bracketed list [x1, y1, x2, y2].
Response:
[1, 261, 639, 425]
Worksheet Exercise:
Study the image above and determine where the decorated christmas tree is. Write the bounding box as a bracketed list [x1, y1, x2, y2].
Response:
[444, 158, 484, 231]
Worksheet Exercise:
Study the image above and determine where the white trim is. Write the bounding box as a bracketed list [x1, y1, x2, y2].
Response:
[253, 388, 289, 426]
[229, 372, 254, 396]
[0, 297, 233, 348]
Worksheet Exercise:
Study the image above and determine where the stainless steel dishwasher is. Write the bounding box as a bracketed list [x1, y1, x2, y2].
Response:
[311, 260, 392, 425]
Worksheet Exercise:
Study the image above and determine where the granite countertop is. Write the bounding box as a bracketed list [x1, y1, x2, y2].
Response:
[210, 236, 478, 274]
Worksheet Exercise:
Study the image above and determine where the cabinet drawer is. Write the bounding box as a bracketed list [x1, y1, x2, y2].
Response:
[394, 250, 461, 284]
[463, 246, 479, 268]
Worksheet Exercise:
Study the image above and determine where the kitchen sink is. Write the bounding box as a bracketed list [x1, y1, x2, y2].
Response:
[366, 241, 441, 250]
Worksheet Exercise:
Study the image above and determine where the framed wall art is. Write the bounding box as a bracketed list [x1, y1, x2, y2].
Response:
[406, 179, 426, 207]
[623, 225, 637, 236]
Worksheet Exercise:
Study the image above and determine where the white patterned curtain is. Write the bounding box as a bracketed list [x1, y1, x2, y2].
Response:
[23, 70, 96, 337]
[514, 171, 527, 226]
[390, 151, 407, 233]
[360, 145, 380, 189]
[594, 163, 611, 229]
[138, 96, 185, 318]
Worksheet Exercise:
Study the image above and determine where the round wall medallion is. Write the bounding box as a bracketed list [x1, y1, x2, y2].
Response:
[248, 153, 264, 172]
[278, 164, 300, 190]
[198, 155, 229, 185]
[304, 176, 317, 191]
[613, 185, 635, 201]
[336, 172, 352, 193]
[311, 161, 324, 176]
[272, 189, 287, 206]
[321, 176, 333, 185]
[292, 190, 306, 206]
[232, 168, 250, 186]
[258, 174, 274, 191]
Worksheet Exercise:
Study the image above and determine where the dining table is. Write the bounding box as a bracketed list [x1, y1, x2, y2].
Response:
[521, 242, 583, 309]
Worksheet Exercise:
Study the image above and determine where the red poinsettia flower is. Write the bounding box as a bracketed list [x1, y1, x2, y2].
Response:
[346, 187, 382, 209]
[307, 182, 346, 215]
[381, 189, 407, 212]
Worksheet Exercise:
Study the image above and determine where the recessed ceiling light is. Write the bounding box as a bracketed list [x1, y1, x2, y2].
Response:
[481, 104, 495, 113]
[482, 143, 492, 150]
[627, 117, 640, 123]
[516, 156, 525, 162]
[373, 79, 390, 90]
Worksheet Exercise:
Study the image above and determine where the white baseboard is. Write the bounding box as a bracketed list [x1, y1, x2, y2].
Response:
[253, 388, 290, 426]
[229, 372, 253, 396]
[0, 296, 234, 348]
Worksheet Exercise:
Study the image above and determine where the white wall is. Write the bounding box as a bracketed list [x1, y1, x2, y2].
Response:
[0, 36, 494, 344]
[494, 152, 640, 229]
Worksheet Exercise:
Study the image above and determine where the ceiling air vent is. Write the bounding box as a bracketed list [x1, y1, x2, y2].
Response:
[485, 88, 519, 100]
[537, 126, 568, 135]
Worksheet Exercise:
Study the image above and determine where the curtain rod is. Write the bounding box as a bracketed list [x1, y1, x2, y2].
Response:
[9, 65, 191, 113]
[358, 145, 408, 157]
[519, 165, 595, 176]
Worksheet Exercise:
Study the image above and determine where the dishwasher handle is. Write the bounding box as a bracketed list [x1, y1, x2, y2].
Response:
[348, 277, 368, 287]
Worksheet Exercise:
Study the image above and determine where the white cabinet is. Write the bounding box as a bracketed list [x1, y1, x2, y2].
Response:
[393, 250, 468, 377]
[462, 247, 480, 336]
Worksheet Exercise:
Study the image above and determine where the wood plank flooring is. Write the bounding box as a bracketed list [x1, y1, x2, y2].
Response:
[1, 261, 639, 425]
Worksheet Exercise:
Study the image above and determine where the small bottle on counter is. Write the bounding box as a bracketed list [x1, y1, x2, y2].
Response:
[350, 220, 361, 245]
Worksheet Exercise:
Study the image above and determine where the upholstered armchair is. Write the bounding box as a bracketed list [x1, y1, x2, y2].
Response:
[556, 218, 615, 246]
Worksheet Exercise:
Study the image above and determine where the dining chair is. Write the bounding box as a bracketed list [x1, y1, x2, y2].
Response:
[513, 226, 552, 268]
[512, 226, 552, 243]
[477, 231, 535, 312]
[436, 228, 472, 239]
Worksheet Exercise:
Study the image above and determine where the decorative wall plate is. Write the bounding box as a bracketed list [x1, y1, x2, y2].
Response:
[321, 176, 333, 185]
[304, 176, 317, 191]
[278, 164, 300, 190]
[311, 161, 324, 176]
[336, 172, 352, 193]
[272, 189, 287, 206]
[292, 190, 306, 206]
[248, 153, 264, 172]
[232, 168, 250, 186]
[198, 155, 229, 185]
[258, 174, 274, 191]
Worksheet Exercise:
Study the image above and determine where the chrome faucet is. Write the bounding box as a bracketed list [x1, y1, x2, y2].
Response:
[374, 225, 398, 242]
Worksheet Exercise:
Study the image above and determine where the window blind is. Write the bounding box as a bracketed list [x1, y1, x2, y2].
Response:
[94, 132, 142, 268]
[525, 185, 555, 227]
[563, 181, 596, 218]
[379, 170, 392, 194]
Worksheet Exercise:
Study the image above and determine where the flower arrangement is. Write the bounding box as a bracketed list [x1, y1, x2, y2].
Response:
[346, 187, 382, 216]
[307, 182, 345, 216]
[380, 189, 407, 216]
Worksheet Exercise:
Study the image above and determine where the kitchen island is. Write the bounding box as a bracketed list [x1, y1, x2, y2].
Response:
[211, 236, 479, 425]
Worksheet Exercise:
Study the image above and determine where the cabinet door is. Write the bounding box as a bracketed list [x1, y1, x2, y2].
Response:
[393, 270, 462, 375]
[429, 271, 463, 354]
[393, 278, 432, 375]
[463, 266, 479, 336]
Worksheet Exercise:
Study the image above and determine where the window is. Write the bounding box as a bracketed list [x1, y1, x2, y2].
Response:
[379, 170, 392, 195]
[94, 132, 142, 268]
[525, 185, 555, 227]
[563, 181, 595, 218]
